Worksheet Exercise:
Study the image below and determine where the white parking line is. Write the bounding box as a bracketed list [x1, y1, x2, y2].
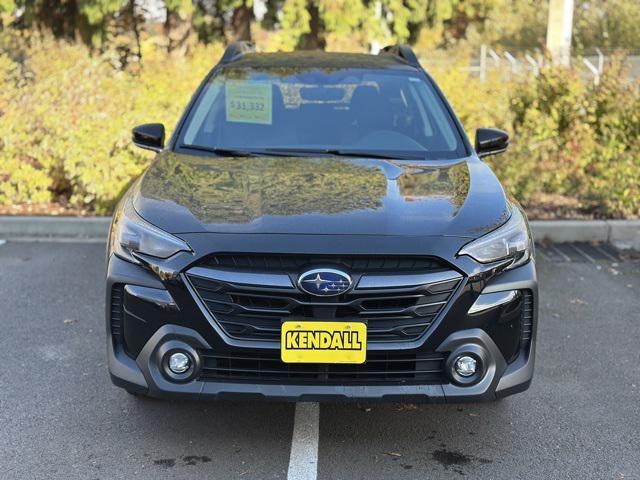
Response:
[535, 247, 552, 261]
[550, 244, 572, 262]
[595, 245, 619, 262]
[569, 243, 595, 263]
[287, 402, 320, 480]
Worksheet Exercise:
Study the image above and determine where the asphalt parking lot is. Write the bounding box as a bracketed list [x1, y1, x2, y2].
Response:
[1, 241, 639, 480]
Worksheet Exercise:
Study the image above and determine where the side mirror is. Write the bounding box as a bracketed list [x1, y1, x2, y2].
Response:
[132, 123, 165, 152]
[475, 128, 509, 158]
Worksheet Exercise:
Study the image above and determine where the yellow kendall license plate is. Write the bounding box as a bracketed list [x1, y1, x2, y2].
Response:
[281, 321, 367, 364]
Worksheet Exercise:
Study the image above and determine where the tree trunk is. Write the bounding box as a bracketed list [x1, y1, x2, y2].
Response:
[232, 1, 253, 41]
[231, 0, 253, 40]
[164, 7, 173, 52]
[299, 0, 325, 50]
[130, 0, 142, 65]
[37, 0, 78, 40]
[163, 7, 193, 54]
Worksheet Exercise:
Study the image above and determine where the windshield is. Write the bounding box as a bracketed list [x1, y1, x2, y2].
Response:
[178, 66, 467, 160]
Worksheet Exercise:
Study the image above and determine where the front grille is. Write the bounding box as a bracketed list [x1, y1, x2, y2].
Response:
[202, 253, 447, 273]
[186, 254, 462, 343]
[520, 290, 534, 348]
[199, 350, 448, 385]
[110, 284, 124, 339]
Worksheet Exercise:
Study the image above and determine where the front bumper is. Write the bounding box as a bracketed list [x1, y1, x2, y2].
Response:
[110, 324, 534, 403]
[106, 243, 538, 403]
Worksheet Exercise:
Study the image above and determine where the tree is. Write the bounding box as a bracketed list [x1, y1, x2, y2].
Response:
[320, 0, 374, 50]
[267, 0, 484, 52]
[231, 0, 253, 41]
[269, 0, 378, 51]
[163, 0, 195, 53]
[573, 0, 640, 52]
[478, 0, 547, 50]
[268, 0, 311, 50]
[4, 0, 129, 48]
[379, 0, 429, 44]
[299, 0, 324, 49]
[193, 0, 254, 43]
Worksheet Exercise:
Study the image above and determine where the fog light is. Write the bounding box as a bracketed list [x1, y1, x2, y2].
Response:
[454, 355, 477, 377]
[168, 352, 191, 374]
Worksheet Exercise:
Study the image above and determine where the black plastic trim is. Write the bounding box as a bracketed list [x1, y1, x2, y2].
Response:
[378, 44, 420, 68]
[219, 41, 256, 64]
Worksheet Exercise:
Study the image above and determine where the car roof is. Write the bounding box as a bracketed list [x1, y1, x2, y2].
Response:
[224, 51, 418, 71]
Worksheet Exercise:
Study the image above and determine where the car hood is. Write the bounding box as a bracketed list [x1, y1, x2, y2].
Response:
[134, 151, 510, 238]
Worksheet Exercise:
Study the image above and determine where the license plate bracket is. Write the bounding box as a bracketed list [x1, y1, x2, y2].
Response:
[281, 321, 367, 364]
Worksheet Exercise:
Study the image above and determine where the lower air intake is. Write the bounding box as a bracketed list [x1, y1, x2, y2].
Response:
[199, 350, 448, 385]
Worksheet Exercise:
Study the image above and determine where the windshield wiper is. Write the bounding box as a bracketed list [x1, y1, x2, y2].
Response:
[181, 144, 425, 160]
[333, 149, 424, 160]
[180, 145, 260, 157]
[180, 144, 315, 158]
[263, 147, 424, 160]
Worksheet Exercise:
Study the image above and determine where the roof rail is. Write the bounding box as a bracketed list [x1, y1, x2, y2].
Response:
[378, 44, 420, 68]
[219, 41, 256, 64]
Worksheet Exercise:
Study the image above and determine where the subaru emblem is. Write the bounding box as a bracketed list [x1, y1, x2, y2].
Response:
[298, 269, 352, 297]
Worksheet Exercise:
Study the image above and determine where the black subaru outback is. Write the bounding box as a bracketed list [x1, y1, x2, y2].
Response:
[106, 42, 537, 402]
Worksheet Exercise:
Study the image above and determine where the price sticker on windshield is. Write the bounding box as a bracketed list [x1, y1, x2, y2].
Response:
[226, 81, 272, 125]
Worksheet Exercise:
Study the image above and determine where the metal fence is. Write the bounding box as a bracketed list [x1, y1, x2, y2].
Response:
[419, 45, 640, 85]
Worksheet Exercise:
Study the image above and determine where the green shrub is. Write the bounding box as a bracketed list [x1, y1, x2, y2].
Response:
[0, 35, 222, 214]
[501, 56, 639, 218]
[434, 55, 640, 218]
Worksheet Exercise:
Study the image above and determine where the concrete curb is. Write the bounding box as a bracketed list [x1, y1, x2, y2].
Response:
[530, 220, 640, 250]
[0, 216, 111, 241]
[0, 216, 638, 250]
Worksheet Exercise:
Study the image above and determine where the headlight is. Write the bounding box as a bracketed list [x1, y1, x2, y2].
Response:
[457, 206, 532, 269]
[109, 195, 192, 264]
